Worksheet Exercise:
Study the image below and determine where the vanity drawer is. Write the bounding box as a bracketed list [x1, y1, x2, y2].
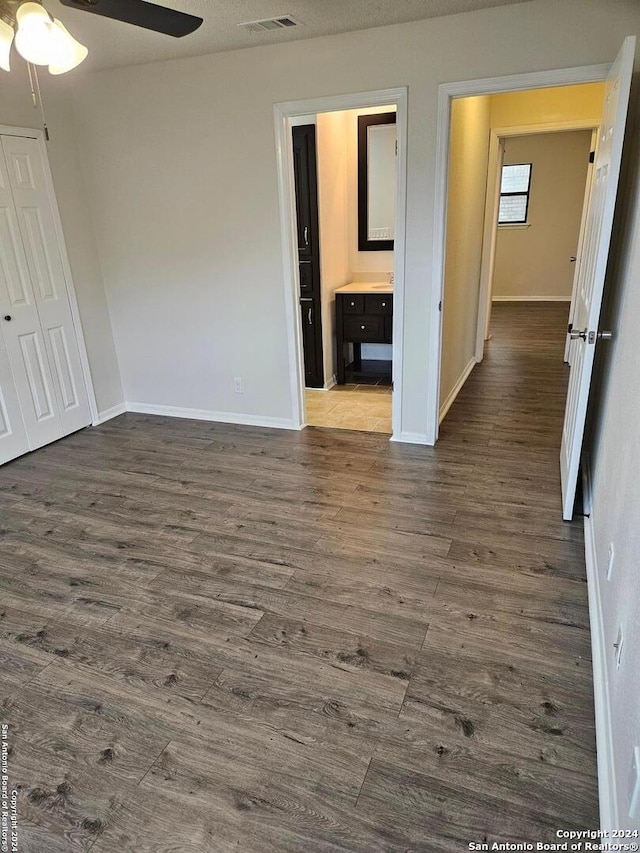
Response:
[364, 294, 393, 315]
[343, 315, 385, 342]
[341, 294, 365, 314]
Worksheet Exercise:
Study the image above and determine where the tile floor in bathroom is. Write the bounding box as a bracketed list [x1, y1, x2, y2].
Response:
[305, 384, 392, 434]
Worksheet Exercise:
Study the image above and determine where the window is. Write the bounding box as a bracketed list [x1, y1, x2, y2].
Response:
[498, 163, 532, 224]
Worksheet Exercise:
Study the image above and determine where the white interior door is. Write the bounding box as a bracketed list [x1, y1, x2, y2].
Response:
[0, 133, 91, 462]
[0, 141, 65, 453]
[0, 329, 29, 465]
[564, 127, 599, 364]
[560, 36, 635, 521]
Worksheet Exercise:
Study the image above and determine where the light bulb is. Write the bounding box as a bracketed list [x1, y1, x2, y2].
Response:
[0, 19, 14, 72]
[48, 19, 87, 74]
[14, 3, 54, 65]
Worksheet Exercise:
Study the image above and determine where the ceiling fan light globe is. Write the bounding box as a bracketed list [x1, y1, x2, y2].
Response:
[0, 19, 14, 72]
[14, 21, 53, 64]
[48, 19, 87, 74]
[15, 2, 52, 28]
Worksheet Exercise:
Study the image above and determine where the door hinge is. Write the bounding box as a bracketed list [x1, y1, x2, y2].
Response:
[439, 301, 442, 312]
[567, 322, 573, 334]
[589, 151, 595, 163]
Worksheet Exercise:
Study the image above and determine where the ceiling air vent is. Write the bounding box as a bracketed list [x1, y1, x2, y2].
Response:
[238, 15, 302, 33]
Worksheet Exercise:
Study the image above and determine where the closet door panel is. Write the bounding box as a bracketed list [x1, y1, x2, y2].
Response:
[0, 142, 64, 451]
[0, 333, 29, 465]
[1, 135, 90, 435]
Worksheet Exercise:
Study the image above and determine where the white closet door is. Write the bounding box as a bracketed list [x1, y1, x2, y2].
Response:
[1, 134, 91, 440]
[0, 331, 29, 465]
[0, 141, 65, 452]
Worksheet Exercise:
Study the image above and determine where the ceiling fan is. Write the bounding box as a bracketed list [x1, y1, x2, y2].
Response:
[0, 0, 203, 74]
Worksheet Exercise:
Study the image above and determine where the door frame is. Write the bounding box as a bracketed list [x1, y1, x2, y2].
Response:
[476, 119, 601, 365]
[274, 87, 408, 439]
[429, 63, 610, 444]
[0, 123, 99, 424]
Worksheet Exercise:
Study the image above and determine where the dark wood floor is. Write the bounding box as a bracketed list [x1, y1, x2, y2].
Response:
[0, 303, 597, 851]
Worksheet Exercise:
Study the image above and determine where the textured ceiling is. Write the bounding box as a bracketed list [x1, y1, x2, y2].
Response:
[42, 0, 535, 72]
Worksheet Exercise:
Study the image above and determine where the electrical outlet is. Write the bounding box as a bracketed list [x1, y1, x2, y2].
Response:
[614, 626, 624, 669]
[607, 542, 615, 580]
[628, 746, 640, 820]
[233, 377, 243, 394]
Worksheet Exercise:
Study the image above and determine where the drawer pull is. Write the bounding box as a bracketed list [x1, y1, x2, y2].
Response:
[361, 325, 366, 330]
[350, 301, 355, 306]
[381, 302, 386, 307]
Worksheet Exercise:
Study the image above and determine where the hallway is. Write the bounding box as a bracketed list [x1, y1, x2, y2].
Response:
[0, 304, 597, 850]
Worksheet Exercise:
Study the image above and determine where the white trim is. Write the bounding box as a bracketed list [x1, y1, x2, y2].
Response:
[273, 87, 408, 441]
[439, 357, 476, 424]
[493, 119, 602, 137]
[0, 124, 100, 427]
[491, 295, 572, 303]
[94, 403, 126, 424]
[430, 62, 610, 445]
[582, 456, 618, 831]
[311, 374, 337, 391]
[389, 431, 429, 445]
[125, 401, 299, 431]
[476, 133, 504, 360]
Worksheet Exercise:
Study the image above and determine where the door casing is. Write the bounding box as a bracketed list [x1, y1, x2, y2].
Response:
[274, 88, 408, 441]
[476, 119, 601, 370]
[430, 62, 611, 445]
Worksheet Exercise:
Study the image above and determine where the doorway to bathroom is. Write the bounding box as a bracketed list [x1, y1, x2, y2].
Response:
[274, 88, 407, 439]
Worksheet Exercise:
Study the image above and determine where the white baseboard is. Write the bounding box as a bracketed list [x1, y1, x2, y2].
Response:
[582, 455, 618, 831]
[93, 402, 126, 425]
[439, 357, 476, 424]
[390, 431, 431, 445]
[125, 401, 299, 431]
[492, 295, 571, 302]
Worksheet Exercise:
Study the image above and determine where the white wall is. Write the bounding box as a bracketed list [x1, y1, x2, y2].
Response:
[587, 89, 640, 829]
[440, 95, 491, 414]
[1, 66, 123, 417]
[69, 0, 640, 438]
[493, 130, 593, 300]
[316, 111, 350, 386]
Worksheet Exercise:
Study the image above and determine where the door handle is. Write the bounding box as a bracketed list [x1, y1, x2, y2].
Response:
[307, 307, 312, 325]
[3, 315, 11, 321]
[303, 226, 309, 247]
[569, 328, 613, 343]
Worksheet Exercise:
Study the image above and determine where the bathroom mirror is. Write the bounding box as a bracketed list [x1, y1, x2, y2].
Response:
[358, 112, 397, 251]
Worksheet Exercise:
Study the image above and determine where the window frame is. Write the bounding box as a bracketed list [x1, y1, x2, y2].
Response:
[498, 162, 533, 226]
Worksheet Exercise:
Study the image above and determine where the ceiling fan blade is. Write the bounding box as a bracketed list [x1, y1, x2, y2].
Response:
[58, 0, 203, 38]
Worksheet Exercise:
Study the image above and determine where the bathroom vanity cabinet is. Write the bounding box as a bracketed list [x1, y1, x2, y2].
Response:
[335, 282, 393, 384]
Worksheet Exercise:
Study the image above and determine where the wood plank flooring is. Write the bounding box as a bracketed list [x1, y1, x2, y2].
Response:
[0, 302, 598, 851]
